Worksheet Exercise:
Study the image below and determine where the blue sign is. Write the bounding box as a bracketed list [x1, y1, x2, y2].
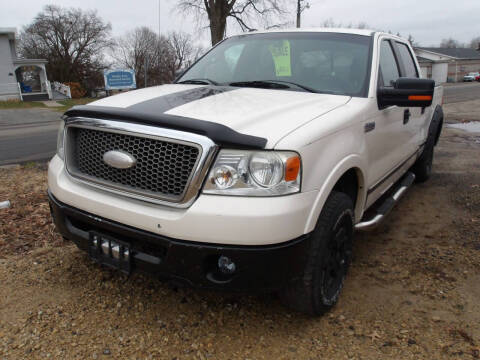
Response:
[104, 69, 136, 90]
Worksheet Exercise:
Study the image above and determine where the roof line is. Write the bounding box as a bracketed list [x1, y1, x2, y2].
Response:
[414, 48, 456, 59]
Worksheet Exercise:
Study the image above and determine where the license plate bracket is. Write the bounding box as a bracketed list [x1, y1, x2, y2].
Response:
[88, 232, 132, 274]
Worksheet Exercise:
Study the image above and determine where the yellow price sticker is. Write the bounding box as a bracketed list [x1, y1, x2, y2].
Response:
[269, 40, 291, 77]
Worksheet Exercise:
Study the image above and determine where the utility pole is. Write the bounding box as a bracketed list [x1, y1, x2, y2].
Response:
[296, 0, 301, 28]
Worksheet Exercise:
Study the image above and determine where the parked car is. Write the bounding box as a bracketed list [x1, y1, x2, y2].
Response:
[49, 29, 444, 315]
[463, 72, 480, 81]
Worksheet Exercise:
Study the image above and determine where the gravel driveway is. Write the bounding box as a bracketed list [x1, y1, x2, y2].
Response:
[1, 101, 480, 359]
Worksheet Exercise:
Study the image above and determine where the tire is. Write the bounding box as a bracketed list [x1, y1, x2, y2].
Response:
[280, 191, 354, 316]
[411, 138, 434, 183]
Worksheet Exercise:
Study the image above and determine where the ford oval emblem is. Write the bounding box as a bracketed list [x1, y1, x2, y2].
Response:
[103, 150, 137, 169]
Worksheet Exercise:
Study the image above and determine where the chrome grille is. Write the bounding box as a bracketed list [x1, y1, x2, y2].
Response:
[64, 118, 217, 207]
[74, 128, 199, 197]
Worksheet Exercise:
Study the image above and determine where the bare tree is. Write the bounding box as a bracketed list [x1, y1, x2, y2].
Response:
[440, 38, 464, 48]
[111, 27, 177, 87]
[407, 34, 417, 47]
[469, 36, 480, 50]
[18, 5, 112, 90]
[168, 31, 205, 71]
[319, 18, 369, 29]
[178, 0, 288, 46]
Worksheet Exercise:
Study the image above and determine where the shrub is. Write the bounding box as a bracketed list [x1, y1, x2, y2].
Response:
[64, 82, 87, 98]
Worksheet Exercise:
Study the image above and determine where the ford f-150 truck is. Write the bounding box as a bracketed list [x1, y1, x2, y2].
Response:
[48, 28, 443, 315]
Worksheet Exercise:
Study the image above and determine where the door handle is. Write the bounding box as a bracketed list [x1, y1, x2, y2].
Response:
[403, 109, 411, 124]
[364, 122, 375, 133]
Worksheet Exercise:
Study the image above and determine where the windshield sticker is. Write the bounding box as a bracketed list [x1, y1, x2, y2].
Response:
[269, 40, 291, 77]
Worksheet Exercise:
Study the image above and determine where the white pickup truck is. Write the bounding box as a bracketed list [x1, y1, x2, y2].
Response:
[48, 28, 443, 315]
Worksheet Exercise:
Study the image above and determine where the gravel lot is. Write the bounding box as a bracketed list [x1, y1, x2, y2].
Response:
[1, 100, 480, 359]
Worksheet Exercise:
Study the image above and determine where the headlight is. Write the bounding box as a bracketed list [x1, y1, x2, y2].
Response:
[203, 150, 301, 196]
[57, 120, 65, 160]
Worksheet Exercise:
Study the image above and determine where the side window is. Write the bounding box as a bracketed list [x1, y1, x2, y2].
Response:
[396, 42, 419, 78]
[379, 41, 400, 87]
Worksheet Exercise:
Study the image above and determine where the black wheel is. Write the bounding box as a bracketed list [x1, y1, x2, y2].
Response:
[280, 191, 354, 316]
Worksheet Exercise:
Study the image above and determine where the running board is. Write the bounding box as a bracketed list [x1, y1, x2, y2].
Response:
[355, 172, 416, 231]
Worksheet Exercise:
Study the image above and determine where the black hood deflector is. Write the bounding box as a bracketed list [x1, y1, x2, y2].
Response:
[65, 105, 267, 149]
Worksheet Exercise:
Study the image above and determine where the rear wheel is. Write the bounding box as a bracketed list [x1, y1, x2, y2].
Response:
[411, 140, 434, 182]
[280, 191, 354, 315]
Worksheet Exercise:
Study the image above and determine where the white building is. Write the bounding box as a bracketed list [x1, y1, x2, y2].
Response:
[414, 47, 480, 84]
[0, 28, 52, 101]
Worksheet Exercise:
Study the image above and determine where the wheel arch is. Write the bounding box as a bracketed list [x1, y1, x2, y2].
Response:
[432, 105, 443, 146]
[304, 155, 367, 233]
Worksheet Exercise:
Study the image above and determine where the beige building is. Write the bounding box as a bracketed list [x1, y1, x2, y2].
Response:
[414, 47, 480, 84]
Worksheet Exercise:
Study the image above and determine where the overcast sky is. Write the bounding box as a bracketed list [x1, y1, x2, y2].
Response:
[0, 0, 479, 47]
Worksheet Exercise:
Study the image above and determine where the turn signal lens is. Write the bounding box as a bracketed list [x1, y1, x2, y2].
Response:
[213, 165, 238, 189]
[285, 156, 301, 182]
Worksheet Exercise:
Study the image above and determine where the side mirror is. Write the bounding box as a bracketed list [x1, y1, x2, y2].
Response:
[378, 78, 435, 108]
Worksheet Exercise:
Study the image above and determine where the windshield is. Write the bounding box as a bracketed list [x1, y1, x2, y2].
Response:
[177, 32, 372, 97]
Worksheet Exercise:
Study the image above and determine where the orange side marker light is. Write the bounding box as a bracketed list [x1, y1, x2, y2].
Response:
[285, 156, 301, 182]
[408, 95, 432, 101]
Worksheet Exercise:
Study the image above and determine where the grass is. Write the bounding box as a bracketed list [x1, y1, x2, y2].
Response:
[0, 98, 96, 112]
[0, 99, 47, 109]
[54, 98, 96, 112]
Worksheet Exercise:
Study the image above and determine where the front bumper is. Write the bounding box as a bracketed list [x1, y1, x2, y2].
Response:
[49, 192, 312, 291]
[48, 155, 317, 245]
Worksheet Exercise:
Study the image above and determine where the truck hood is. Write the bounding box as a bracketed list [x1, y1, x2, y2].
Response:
[83, 84, 351, 148]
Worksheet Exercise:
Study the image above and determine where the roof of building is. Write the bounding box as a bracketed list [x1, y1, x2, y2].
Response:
[417, 47, 480, 60]
[13, 59, 48, 65]
[0, 27, 16, 40]
[416, 56, 434, 63]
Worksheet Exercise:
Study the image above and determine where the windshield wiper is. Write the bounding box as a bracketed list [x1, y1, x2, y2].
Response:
[228, 80, 289, 90]
[229, 80, 318, 93]
[263, 80, 318, 93]
[178, 78, 219, 85]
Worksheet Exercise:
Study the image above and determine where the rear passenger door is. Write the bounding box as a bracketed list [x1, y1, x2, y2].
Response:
[393, 41, 425, 150]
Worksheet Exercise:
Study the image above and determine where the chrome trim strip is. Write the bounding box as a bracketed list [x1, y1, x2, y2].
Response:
[64, 117, 218, 208]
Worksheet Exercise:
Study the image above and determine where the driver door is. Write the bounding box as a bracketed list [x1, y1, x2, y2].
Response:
[365, 39, 413, 206]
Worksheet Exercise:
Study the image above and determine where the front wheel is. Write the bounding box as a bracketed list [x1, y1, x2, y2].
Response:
[280, 191, 354, 316]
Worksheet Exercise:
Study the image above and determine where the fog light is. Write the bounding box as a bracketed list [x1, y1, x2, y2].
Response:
[218, 256, 236, 274]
